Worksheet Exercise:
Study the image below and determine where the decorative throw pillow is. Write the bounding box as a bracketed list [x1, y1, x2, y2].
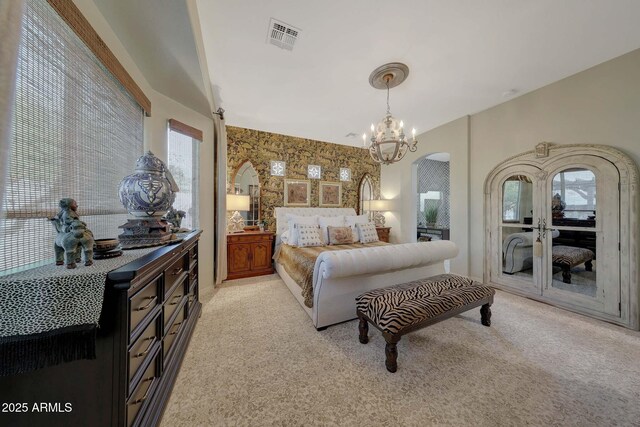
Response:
[357, 222, 379, 244]
[286, 215, 318, 246]
[318, 215, 345, 244]
[280, 230, 290, 245]
[345, 214, 369, 242]
[295, 224, 324, 247]
[327, 226, 353, 245]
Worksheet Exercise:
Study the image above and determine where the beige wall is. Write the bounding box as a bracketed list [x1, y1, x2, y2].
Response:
[468, 48, 640, 280]
[74, 0, 215, 287]
[380, 116, 470, 275]
[381, 49, 640, 281]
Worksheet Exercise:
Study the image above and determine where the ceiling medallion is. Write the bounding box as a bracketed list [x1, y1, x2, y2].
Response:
[363, 62, 417, 165]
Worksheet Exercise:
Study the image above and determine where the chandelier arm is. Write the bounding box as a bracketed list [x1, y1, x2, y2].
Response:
[390, 140, 401, 163]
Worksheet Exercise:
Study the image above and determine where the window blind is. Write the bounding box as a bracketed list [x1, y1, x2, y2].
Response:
[0, 0, 144, 275]
[167, 122, 200, 230]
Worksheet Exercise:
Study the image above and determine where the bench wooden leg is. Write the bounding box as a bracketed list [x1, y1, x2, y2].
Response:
[585, 260, 593, 271]
[480, 303, 492, 327]
[383, 333, 400, 373]
[358, 315, 369, 344]
[562, 266, 572, 284]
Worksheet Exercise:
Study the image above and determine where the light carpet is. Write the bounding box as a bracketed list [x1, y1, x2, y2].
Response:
[161, 274, 640, 426]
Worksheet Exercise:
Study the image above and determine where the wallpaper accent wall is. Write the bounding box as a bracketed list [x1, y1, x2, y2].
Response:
[227, 126, 381, 231]
[416, 158, 450, 228]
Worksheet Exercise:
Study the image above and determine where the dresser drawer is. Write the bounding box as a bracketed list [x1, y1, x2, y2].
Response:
[164, 254, 187, 296]
[189, 262, 198, 283]
[188, 245, 198, 268]
[163, 302, 186, 366]
[128, 315, 160, 394]
[129, 275, 161, 339]
[186, 280, 198, 315]
[126, 349, 159, 427]
[164, 276, 186, 328]
[227, 233, 273, 244]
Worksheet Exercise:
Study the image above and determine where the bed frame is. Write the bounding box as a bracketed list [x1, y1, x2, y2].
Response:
[274, 207, 458, 330]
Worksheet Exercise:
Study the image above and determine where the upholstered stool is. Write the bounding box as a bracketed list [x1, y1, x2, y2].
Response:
[552, 245, 594, 284]
[356, 274, 495, 372]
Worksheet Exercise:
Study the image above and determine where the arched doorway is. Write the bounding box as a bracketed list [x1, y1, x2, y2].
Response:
[414, 153, 450, 241]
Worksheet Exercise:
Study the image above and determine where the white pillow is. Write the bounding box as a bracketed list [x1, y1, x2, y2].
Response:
[318, 215, 345, 244]
[345, 214, 369, 242]
[357, 222, 379, 244]
[286, 215, 318, 246]
[280, 230, 290, 245]
[296, 224, 324, 248]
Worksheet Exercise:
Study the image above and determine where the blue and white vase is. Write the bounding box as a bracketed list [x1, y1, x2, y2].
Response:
[119, 151, 179, 217]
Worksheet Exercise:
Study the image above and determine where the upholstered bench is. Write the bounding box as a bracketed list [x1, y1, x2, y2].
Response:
[355, 274, 495, 372]
[552, 245, 594, 284]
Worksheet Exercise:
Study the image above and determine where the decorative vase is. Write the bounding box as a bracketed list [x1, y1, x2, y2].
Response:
[118, 151, 179, 217]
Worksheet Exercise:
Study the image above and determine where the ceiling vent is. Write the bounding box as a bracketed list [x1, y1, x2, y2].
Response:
[267, 18, 300, 51]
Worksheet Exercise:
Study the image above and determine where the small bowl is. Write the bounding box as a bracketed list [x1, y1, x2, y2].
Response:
[94, 238, 119, 252]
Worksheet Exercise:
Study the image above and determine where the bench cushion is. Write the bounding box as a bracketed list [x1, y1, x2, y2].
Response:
[552, 245, 594, 268]
[355, 274, 495, 335]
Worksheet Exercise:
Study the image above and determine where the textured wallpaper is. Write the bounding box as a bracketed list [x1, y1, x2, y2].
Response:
[416, 158, 450, 228]
[227, 126, 380, 230]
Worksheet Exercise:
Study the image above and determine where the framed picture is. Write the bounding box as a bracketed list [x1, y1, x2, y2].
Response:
[284, 179, 310, 206]
[319, 181, 342, 207]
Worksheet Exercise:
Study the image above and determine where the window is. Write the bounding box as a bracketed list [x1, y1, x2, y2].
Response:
[552, 169, 596, 220]
[167, 120, 201, 230]
[502, 175, 532, 223]
[1, 0, 144, 275]
[502, 181, 522, 221]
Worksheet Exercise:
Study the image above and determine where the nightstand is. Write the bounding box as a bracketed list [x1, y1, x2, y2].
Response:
[376, 227, 391, 243]
[227, 231, 275, 280]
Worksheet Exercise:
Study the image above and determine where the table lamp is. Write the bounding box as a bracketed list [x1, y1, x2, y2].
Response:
[366, 199, 391, 227]
[226, 194, 250, 233]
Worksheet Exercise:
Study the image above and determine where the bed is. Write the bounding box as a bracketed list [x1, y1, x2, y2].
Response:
[273, 207, 459, 330]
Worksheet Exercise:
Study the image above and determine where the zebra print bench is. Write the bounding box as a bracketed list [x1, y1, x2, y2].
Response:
[356, 274, 495, 372]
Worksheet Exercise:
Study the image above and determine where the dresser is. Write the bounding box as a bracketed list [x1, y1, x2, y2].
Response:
[227, 231, 275, 280]
[0, 231, 201, 427]
[376, 227, 391, 243]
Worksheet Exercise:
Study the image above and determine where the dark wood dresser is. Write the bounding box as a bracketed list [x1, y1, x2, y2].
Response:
[226, 231, 274, 280]
[0, 231, 201, 427]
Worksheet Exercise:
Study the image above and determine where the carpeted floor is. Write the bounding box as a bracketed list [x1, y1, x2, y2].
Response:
[161, 274, 640, 426]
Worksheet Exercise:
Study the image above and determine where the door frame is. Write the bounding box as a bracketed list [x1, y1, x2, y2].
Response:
[483, 143, 640, 330]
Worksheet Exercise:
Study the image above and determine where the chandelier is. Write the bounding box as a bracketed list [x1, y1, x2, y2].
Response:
[363, 62, 417, 165]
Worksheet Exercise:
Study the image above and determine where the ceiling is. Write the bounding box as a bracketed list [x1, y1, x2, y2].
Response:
[94, 0, 211, 116]
[195, 0, 640, 147]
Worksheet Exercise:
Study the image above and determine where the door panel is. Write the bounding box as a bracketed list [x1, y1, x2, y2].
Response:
[228, 244, 251, 274]
[490, 165, 542, 294]
[542, 161, 620, 317]
[250, 243, 271, 270]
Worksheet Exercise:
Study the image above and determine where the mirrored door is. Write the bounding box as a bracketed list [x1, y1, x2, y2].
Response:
[542, 159, 620, 316]
[489, 165, 542, 294]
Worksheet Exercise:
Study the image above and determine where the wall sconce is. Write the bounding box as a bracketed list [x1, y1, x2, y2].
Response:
[226, 194, 250, 233]
[340, 168, 351, 182]
[365, 199, 391, 227]
[270, 160, 285, 176]
[308, 165, 321, 179]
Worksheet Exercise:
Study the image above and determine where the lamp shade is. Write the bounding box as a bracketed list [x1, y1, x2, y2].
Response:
[366, 199, 391, 211]
[226, 194, 250, 211]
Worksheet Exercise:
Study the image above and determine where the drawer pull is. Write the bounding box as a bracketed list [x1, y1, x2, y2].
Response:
[133, 337, 155, 358]
[171, 267, 183, 276]
[169, 321, 183, 335]
[168, 294, 183, 305]
[136, 296, 157, 311]
[130, 377, 154, 405]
